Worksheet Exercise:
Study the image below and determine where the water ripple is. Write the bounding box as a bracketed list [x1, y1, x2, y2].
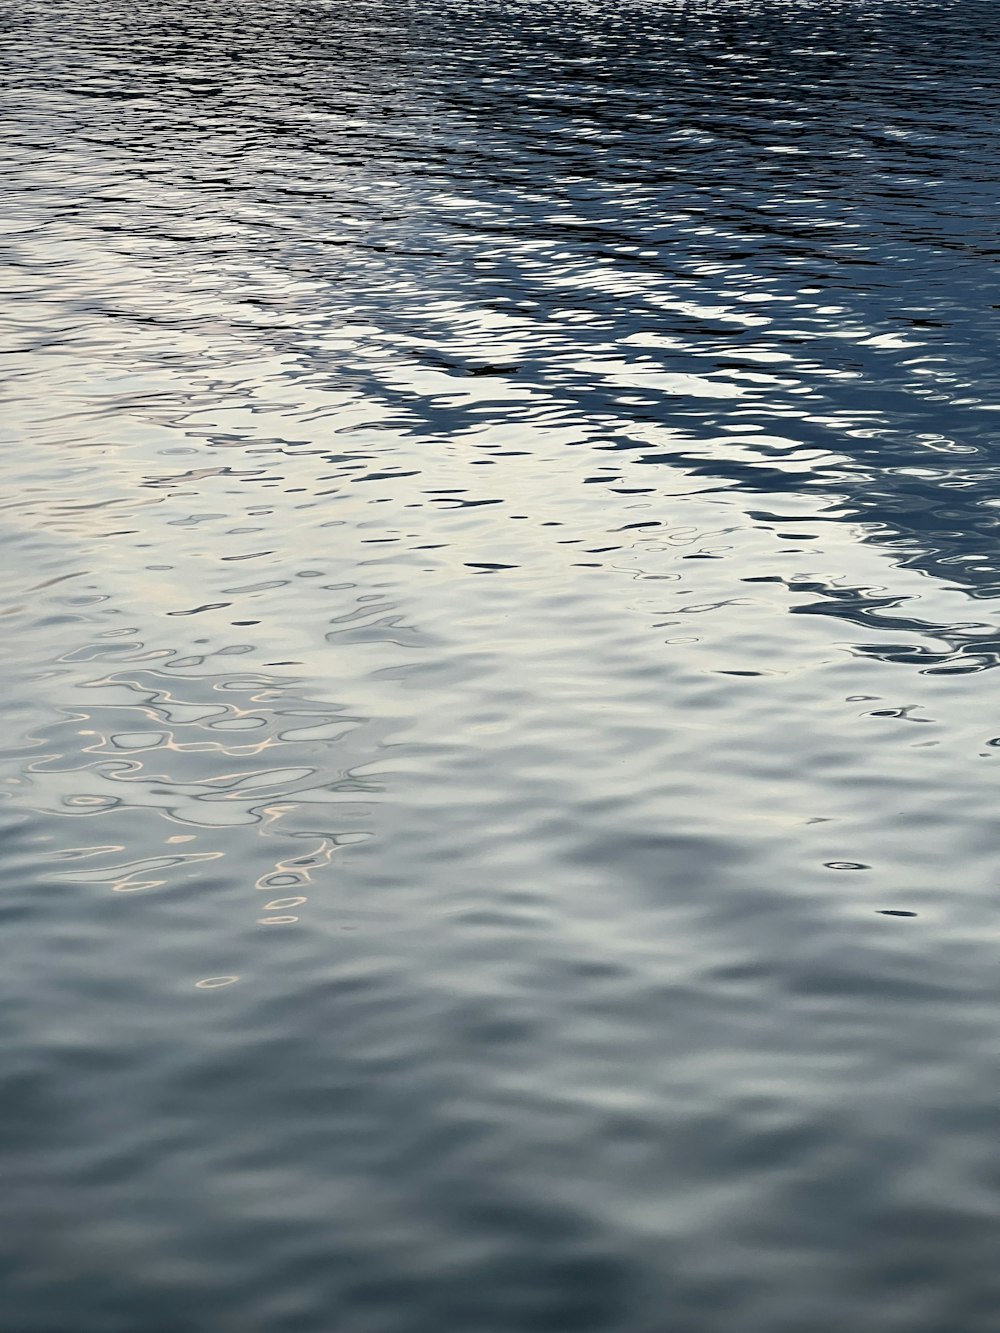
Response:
[3, 1, 1000, 1329]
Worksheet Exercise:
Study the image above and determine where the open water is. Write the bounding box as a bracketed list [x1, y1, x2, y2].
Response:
[2, 0, 1000, 1329]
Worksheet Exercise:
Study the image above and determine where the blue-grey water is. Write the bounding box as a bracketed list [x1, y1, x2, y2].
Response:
[2, 0, 1000, 1328]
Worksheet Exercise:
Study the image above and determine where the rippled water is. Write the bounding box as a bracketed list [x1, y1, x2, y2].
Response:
[3, 0, 1000, 1327]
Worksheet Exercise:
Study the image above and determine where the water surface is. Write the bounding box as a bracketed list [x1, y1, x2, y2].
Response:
[3, 1, 1000, 1329]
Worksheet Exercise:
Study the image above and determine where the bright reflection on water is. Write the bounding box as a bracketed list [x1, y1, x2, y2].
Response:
[2, 0, 1000, 1328]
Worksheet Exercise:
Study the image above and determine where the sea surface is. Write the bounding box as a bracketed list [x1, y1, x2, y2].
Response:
[2, 1, 999, 1329]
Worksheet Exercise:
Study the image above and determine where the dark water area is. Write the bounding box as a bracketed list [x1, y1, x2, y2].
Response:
[2, 0, 1000, 1328]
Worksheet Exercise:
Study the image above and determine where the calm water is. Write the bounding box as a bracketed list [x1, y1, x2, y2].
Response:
[2, 0, 1000, 1328]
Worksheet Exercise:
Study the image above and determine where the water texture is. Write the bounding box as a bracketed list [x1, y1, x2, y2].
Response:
[2, 0, 999, 1328]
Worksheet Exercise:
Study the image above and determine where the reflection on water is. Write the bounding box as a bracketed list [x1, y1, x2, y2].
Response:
[3, 0, 1000, 1329]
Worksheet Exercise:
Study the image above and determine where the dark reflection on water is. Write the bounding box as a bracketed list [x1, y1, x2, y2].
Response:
[3, 1, 1000, 1328]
